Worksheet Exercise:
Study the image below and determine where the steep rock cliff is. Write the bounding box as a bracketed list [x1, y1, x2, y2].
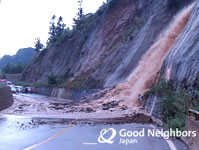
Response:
[21, 0, 189, 89]
[145, 1, 199, 118]
[160, 1, 199, 89]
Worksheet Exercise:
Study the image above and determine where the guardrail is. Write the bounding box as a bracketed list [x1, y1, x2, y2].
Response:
[184, 109, 199, 150]
[188, 109, 199, 121]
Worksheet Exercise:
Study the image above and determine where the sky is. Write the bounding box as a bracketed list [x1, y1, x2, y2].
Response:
[0, 0, 105, 57]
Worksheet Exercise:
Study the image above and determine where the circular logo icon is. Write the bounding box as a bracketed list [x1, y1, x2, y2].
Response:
[98, 128, 117, 144]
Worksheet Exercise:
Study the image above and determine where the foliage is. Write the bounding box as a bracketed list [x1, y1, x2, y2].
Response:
[47, 74, 57, 85]
[0, 48, 35, 70]
[97, 8, 104, 16]
[56, 16, 66, 38]
[34, 38, 44, 52]
[55, 28, 73, 46]
[107, 0, 117, 9]
[167, 0, 190, 9]
[47, 15, 66, 46]
[168, 0, 180, 9]
[64, 79, 88, 90]
[96, 0, 117, 16]
[35, 0, 120, 50]
[73, 0, 84, 26]
[34, 82, 51, 88]
[47, 15, 56, 45]
[63, 71, 91, 89]
[1, 63, 27, 74]
[96, 2, 107, 16]
[16, 81, 32, 87]
[122, 27, 137, 42]
[145, 80, 199, 131]
[39, 0, 118, 49]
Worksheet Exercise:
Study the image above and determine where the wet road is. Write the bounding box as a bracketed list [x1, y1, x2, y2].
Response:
[14, 93, 74, 103]
[0, 116, 188, 150]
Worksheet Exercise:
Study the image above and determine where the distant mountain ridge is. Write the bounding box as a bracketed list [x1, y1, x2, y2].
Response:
[0, 47, 36, 70]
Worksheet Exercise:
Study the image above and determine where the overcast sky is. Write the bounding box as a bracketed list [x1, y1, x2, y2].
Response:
[0, 0, 105, 57]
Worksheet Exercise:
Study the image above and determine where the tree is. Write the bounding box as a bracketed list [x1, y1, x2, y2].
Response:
[73, 0, 84, 26]
[47, 15, 66, 46]
[1, 63, 26, 74]
[108, 0, 117, 9]
[55, 16, 66, 39]
[48, 73, 57, 85]
[2, 63, 11, 74]
[34, 38, 44, 52]
[167, 0, 189, 9]
[47, 15, 57, 45]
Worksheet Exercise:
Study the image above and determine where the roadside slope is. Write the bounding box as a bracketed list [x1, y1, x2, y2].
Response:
[80, 3, 194, 109]
[21, 0, 190, 89]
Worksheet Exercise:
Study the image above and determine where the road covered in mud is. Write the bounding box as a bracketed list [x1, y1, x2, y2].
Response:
[0, 93, 152, 123]
[0, 94, 190, 150]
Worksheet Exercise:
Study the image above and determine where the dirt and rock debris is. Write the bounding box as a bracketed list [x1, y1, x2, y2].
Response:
[0, 93, 153, 124]
[1, 1, 194, 127]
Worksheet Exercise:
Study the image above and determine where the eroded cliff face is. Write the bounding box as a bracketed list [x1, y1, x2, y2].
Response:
[21, 0, 189, 89]
[145, 1, 199, 118]
[160, 1, 199, 89]
[86, 2, 194, 109]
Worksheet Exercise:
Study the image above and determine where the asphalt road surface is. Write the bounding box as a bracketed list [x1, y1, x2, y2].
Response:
[0, 116, 189, 150]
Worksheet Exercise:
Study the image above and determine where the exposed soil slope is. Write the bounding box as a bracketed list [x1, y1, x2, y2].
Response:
[79, 3, 194, 109]
[21, 0, 190, 89]
[161, 1, 199, 89]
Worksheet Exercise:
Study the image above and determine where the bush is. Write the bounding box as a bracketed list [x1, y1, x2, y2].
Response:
[55, 28, 74, 46]
[96, 2, 107, 16]
[167, 117, 185, 131]
[122, 26, 137, 42]
[97, 9, 104, 16]
[56, 77, 65, 85]
[108, 0, 117, 9]
[145, 80, 199, 131]
[167, 0, 190, 9]
[168, 0, 179, 9]
[47, 74, 57, 85]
